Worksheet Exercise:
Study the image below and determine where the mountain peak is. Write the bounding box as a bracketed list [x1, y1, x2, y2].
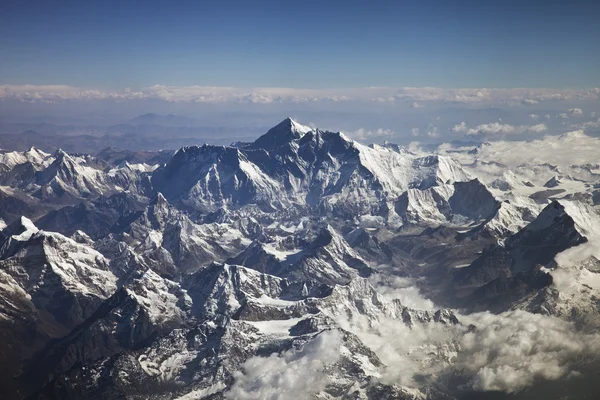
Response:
[250, 118, 312, 152]
[505, 199, 593, 256]
[24, 146, 50, 161]
[286, 117, 312, 134]
[53, 148, 72, 162]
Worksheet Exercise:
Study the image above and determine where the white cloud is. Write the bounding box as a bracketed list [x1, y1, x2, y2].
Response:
[427, 126, 439, 138]
[578, 118, 600, 131]
[528, 123, 549, 132]
[468, 122, 517, 135]
[226, 330, 341, 400]
[335, 304, 600, 394]
[411, 102, 424, 108]
[569, 107, 584, 116]
[529, 113, 540, 119]
[522, 98, 539, 105]
[334, 309, 456, 388]
[436, 129, 600, 171]
[411, 128, 420, 137]
[225, 272, 600, 397]
[451, 121, 468, 132]
[567, 117, 600, 132]
[456, 311, 600, 393]
[559, 108, 585, 119]
[347, 128, 396, 141]
[368, 274, 436, 310]
[460, 122, 547, 136]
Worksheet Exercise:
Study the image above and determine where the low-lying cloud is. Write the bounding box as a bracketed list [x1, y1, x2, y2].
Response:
[457, 311, 600, 392]
[336, 307, 600, 394]
[368, 273, 437, 310]
[225, 244, 600, 398]
[226, 330, 342, 400]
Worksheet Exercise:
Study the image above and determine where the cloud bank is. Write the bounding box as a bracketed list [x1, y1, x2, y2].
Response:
[439, 130, 600, 170]
[457, 310, 600, 393]
[335, 307, 600, 394]
[1, 84, 599, 105]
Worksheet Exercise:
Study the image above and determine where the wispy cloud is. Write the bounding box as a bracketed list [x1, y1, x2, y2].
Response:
[346, 127, 396, 141]
[427, 125, 440, 138]
[521, 98, 540, 105]
[452, 121, 548, 136]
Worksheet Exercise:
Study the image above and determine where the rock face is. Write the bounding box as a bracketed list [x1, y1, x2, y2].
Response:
[506, 200, 589, 266]
[0, 118, 599, 399]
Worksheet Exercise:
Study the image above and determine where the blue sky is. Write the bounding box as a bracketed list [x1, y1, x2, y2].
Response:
[1, 0, 599, 147]
[1, 0, 599, 89]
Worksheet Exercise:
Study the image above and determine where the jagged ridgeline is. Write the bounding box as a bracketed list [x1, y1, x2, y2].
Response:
[1, 118, 600, 399]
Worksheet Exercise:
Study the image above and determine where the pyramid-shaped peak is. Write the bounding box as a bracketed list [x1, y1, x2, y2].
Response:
[25, 146, 50, 161]
[543, 175, 562, 188]
[250, 118, 313, 152]
[286, 117, 312, 134]
[507, 199, 597, 249]
[53, 148, 74, 162]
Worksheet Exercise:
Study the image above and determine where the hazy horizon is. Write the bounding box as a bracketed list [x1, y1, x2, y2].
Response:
[1, 0, 599, 151]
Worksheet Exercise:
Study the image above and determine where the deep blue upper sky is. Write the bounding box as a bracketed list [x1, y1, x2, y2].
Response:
[1, 0, 599, 89]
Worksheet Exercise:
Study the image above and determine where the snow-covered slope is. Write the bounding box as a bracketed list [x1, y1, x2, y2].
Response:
[229, 224, 372, 285]
[0, 147, 52, 169]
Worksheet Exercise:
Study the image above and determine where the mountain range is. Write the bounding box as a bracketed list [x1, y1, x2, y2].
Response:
[0, 118, 599, 399]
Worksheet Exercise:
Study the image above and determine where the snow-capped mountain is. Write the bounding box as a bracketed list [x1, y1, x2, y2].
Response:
[1, 118, 600, 399]
[152, 118, 477, 221]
